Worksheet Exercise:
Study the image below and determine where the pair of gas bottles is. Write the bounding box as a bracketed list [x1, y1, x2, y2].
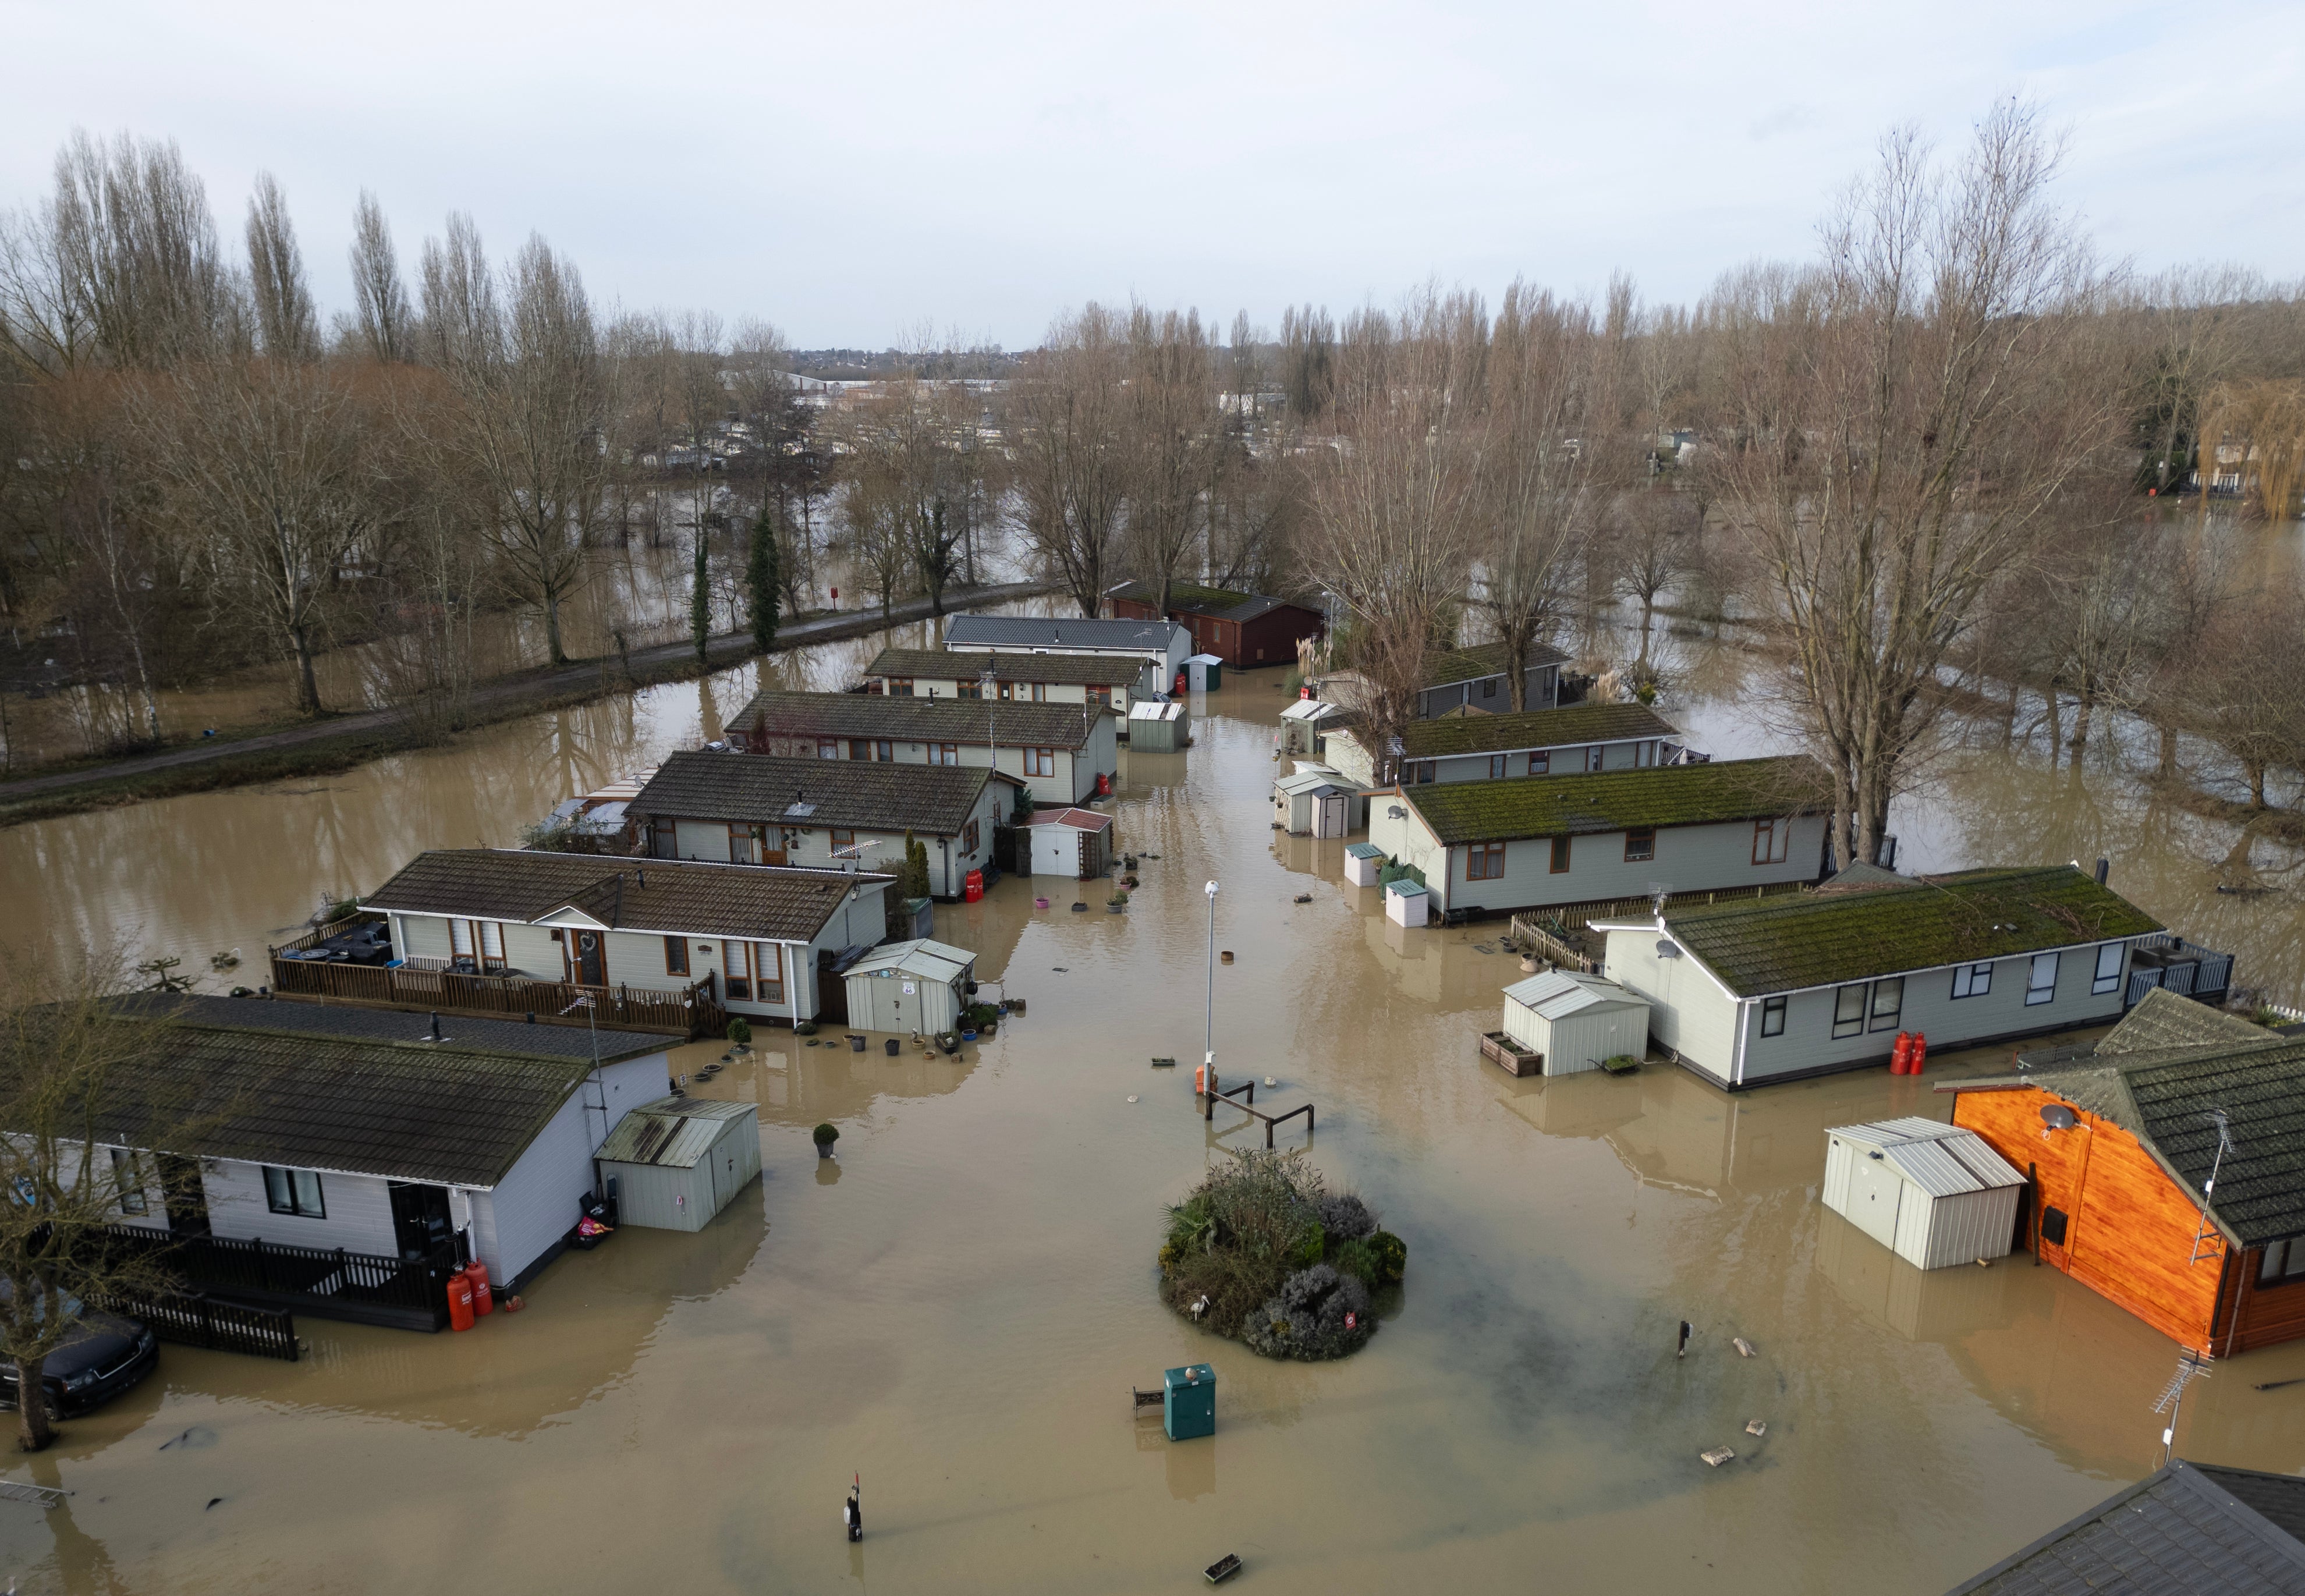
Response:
[1890, 1031, 1929, 1076]
[445, 1258, 494, 1331]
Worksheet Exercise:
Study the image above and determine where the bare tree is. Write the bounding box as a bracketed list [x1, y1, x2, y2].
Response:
[1123, 304, 1226, 612]
[421, 218, 607, 665]
[347, 189, 412, 364]
[131, 361, 381, 715]
[243, 173, 318, 363]
[1009, 304, 1129, 616]
[1704, 104, 2122, 868]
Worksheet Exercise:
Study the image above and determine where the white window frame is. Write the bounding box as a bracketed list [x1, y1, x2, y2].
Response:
[2092, 942, 2125, 996]
[1951, 962, 1992, 999]
[2027, 952, 2060, 1006]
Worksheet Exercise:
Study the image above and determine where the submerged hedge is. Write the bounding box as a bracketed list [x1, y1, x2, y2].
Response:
[1158, 1151, 1405, 1361]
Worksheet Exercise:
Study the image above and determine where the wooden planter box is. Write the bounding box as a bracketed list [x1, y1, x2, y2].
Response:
[1480, 1031, 1542, 1078]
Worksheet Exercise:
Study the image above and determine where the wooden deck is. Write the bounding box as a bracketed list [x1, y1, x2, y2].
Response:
[267, 950, 722, 1038]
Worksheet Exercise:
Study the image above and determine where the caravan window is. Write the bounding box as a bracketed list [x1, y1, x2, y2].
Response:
[264, 1167, 326, 1219]
[1952, 962, 1992, 999]
[664, 937, 689, 977]
[1870, 978, 1904, 1031]
[1529, 750, 1550, 775]
[1760, 996, 1786, 1037]
[1752, 818, 1792, 865]
[1832, 985, 1867, 1038]
[2027, 952, 2060, 1006]
[2093, 942, 2125, 995]
[1466, 843, 1505, 881]
[110, 1149, 147, 1215]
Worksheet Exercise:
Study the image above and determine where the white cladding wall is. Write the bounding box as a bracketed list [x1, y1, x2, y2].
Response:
[1729, 944, 2137, 1084]
[1600, 930, 1743, 1077]
[1364, 808, 1824, 914]
[202, 1159, 399, 1255]
[469, 1051, 666, 1286]
[660, 783, 1003, 895]
[1415, 665, 1558, 717]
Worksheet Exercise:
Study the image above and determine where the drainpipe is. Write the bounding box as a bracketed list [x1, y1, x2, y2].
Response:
[1730, 1001, 1750, 1088]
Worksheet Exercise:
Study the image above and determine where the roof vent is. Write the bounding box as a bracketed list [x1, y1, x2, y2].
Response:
[785, 789, 815, 820]
[427, 1012, 444, 1043]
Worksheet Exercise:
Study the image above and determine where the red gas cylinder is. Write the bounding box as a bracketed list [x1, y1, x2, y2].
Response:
[464, 1258, 493, 1317]
[1096, 772, 1113, 797]
[1909, 1033, 1928, 1075]
[1195, 1064, 1208, 1096]
[964, 869, 985, 903]
[1300, 686, 1311, 700]
[446, 1269, 476, 1332]
[1890, 1031, 1913, 1074]
[1175, 672, 1187, 695]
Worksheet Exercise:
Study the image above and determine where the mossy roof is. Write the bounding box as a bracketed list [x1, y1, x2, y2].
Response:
[1647, 866, 2165, 996]
[1400, 755, 1824, 845]
[1424, 640, 1569, 686]
[1366, 702, 1679, 758]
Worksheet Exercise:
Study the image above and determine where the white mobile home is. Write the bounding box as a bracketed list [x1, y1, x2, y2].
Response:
[630, 750, 1018, 899]
[594, 1097, 763, 1233]
[1821, 1118, 2026, 1269]
[364, 849, 893, 1028]
[1323, 701, 1684, 789]
[1499, 970, 1652, 1076]
[730, 690, 1118, 806]
[1594, 866, 2167, 1090]
[1415, 641, 1569, 719]
[863, 648, 1154, 713]
[1364, 756, 1829, 917]
[97, 996, 682, 1315]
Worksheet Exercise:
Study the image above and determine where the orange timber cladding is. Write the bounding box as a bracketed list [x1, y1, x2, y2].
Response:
[1952, 1084, 2305, 1356]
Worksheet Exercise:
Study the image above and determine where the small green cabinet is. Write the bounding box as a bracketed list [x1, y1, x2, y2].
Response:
[1162, 1363, 1216, 1441]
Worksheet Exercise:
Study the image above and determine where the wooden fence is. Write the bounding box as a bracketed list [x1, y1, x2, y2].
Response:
[104, 1226, 450, 1332]
[267, 953, 722, 1038]
[91, 1286, 299, 1361]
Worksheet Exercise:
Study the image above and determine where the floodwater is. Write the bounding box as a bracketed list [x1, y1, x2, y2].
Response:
[0, 623, 2302, 1592]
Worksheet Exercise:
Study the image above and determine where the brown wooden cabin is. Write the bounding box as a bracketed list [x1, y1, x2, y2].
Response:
[1104, 581, 1324, 669]
[1943, 989, 2305, 1357]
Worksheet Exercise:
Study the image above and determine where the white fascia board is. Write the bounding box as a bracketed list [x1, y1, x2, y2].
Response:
[1680, 930, 2154, 1001]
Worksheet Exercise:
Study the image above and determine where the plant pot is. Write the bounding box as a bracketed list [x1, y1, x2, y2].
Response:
[885, 1038, 900, 1056]
[847, 1034, 866, 1052]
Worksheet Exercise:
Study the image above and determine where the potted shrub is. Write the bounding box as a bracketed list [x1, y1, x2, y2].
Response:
[793, 1020, 818, 1037]
[813, 1122, 839, 1158]
[1107, 892, 1129, 913]
[727, 1018, 753, 1052]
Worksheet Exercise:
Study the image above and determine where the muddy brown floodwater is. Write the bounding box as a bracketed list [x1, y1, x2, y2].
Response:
[0, 622, 2300, 1594]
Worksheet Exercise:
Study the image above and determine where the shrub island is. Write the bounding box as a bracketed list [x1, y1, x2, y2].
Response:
[1158, 1151, 1406, 1360]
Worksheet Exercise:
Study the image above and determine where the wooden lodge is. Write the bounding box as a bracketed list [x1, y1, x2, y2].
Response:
[1943, 990, 2305, 1357]
[1102, 580, 1325, 671]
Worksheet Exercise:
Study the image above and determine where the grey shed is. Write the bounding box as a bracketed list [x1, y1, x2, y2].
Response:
[594, 1097, 762, 1232]
[1499, 970, 1651, 1076]
[843, 937, 975, 1034]
[1127, 698, 1188, 753]
[1821, 1117, 2026, 1270]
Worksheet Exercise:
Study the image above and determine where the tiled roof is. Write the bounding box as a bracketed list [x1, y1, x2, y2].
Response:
[1951, 1459, 2305, 1594]
[1350, 702, 1679, 758]
[119, 994, 678, 1062]
[1961, 1026, 2305, 1247]
[863, 648, 1143, 686]
[76, 1013, 662, 1187]
[630, 751, 1009, 836]
[942, 615, 1180, 652]
[1425, 640, 1570, 686]
[1642, 866, 2163, 998]
[363, 850, 889, 942]
[1107, 580, 1318, 624]
[732, 690, 1105, 750]
[1400, 756, 1825, 846]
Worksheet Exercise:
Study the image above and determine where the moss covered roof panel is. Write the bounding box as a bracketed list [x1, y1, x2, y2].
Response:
[1424, 640, 1570, 685]
[1655, 866, 2165, 996]
[1400, 756, 1825, 845]
[1391, 702, 1679, 758]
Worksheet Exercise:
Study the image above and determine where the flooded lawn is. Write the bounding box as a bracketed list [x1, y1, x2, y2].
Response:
[0, 648, 2299, 1593]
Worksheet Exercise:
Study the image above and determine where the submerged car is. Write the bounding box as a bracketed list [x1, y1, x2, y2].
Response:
[0, 1305, 159, 1417]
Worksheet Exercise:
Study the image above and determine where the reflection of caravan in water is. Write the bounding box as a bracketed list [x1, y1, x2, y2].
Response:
[1815, 1208, 2016, 1344]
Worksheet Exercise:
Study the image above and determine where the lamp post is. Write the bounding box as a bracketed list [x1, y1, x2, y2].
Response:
[981, 664, 998, 782]
[1204, 879, 1219, 1083]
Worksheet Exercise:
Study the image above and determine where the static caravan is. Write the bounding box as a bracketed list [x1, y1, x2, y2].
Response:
[843, 937, 975, 1033]
[1499, 970, 1651, 1076]
[1820, 1118, 2026, 1269]
[1023, 807, 1114, 879]
[1128, 698, 1189, 753]
[1594, 865, 2166, 1089]
[1325, 701, 1682, 790]
[594, 1097, 763, 1233]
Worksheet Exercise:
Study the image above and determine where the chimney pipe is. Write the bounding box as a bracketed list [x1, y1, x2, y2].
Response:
[2095, 857, 2109, 886]
[428, 1012, 442, 1042]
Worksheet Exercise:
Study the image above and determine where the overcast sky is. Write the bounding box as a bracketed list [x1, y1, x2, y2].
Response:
[6, 1, 2299, 348]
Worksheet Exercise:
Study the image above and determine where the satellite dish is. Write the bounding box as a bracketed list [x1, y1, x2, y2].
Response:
[2040, 1104, 2077, 1131]
[1656, 940, 1682, 960]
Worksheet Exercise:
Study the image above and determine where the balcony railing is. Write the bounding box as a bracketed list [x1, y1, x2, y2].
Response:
[102, 1226, 452, 1333]
[267, 950, 724, 1038]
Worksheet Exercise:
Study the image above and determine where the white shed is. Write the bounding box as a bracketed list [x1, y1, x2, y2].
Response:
[1344, 842, 1385, 887]
[1023, 807, 1114, 878]
[1821, 1117, 2027, 1271]
[1183, 653, 1224, 691]
[594, 1097, 763, 1233]
[1500, 970, 1652, 1076]
[1385, 878, 1429, 927]
[1273, 766, 1357, 836]
[844, 937, 976, 1033]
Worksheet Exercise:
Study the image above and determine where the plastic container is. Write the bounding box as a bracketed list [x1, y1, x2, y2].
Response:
[1162, 1363, 1216, 1441]
[848, 1034, 866, 1052]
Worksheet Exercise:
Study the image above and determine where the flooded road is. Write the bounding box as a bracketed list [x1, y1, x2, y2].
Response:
[0, 629, 2301, 1593]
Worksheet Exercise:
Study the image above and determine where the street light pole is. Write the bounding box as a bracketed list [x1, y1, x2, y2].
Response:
[1204, 879, 1219, 1082]
[981, 664, 998, 783]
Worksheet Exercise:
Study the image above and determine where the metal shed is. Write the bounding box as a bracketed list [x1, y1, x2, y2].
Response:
[594, 1097, 762, 1232]
[1500, 970, 1651, 1076]
[1128, 698, 1189, 753]
[1183, 653, 1224, 691]
[1273, 766, 1357, 836]
[1821, 1117, 2027, 1270]
[1022, 808, 1112, 878]
[843, 937, 975, 1033]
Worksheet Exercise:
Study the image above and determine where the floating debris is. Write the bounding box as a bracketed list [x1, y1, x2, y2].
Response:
[205, 1496, 224, 1510]
[1293, 893, 1313, 904]
[0, 1481, 70, 1509]
[1733, 1337, 1756, 1359]
[1052, 967, 1069, 973]
[1127, 1095, 1139, 1103]
[1151, 1056, 1178, 1068]
[1204, 1552, 1242, 1584]
[2254, 1378, 2305, 1392]
[1264, 1076, 1276, 1087]
[1746, 1420, 1768, 1438]
[1701, 1447, 1737, 1467]
[1678, 1321, 1693, 1358]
